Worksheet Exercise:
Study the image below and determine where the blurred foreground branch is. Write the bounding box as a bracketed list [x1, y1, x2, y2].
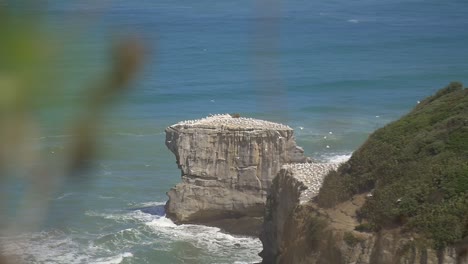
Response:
[0, 4, 145, 263]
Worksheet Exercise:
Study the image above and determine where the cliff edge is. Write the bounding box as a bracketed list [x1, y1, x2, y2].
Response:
[260, 83, 468, 263]
[260, 162, 341, 263]
[165, 114, 309, 236]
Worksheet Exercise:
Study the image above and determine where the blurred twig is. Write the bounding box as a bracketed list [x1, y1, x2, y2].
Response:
[69, 37, 145, 172]
[0, 3, 145, 263]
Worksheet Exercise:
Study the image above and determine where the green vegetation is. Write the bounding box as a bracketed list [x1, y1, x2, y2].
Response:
[306, 216, 329, 248]
[354, 223, 378, 233]
[317, 82, 468, 249]
[343, 231, 364, 247]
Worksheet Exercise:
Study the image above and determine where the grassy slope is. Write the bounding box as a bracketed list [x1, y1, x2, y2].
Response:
[317, 82, 468, 249]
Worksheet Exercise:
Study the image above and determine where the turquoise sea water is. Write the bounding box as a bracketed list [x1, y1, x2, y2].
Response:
[2, 0, 468, 263]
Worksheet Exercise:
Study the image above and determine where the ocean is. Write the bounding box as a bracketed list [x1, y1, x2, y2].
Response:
[1, 0, 468, 263]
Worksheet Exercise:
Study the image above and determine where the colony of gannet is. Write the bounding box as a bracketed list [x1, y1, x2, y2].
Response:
[282, 162, 343, 203]
[171, 114, 292, 130]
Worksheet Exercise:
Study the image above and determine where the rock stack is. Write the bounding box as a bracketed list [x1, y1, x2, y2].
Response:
[164, 114, 309, 236]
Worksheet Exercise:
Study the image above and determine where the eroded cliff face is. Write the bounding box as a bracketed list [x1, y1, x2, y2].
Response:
[260, 164, 466, 264]
[260, 163, 340, 263]
[164, 114, 308, 235]
[271, 204, 465, 264]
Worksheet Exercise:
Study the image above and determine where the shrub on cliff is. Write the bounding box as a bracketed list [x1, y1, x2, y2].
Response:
[317, 82, 468, 249]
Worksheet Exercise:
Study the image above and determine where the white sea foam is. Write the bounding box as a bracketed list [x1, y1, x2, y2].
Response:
[86, 209, 155, 223]
[324, 153, 352, 163]
[348, 19, 359, 23]
[133, 201, 166, 207]
[99, 163, 113, 176]
[0, 229, 136, 264]
[1, 231, 90, 264]
[54, 192, 74, 200]
[87, 203, 262, 262]
[94, 252, 133, 264]
[4, 202, 262, 263]
[98, 195, 115, 199]
[145, 216, 262, 260]
[148, 216, 177, 228]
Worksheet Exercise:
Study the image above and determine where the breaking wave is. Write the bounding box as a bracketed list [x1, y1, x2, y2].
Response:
[1, 201, 261, 263]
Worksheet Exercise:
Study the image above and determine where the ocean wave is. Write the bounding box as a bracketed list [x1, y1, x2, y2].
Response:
[54, 192, 75, 200]
[98, 195, 115, 199]
[2, 231, 97, 264]
[145, 216, 262, 260]
[88, 201, 261, 262]
[4, 202, 262, 263]
[85, 209, 155, 223]
[0, 229, 136, 264]
[88, 205, 261, 255]
[131, 201, 167, 207]
[324, 153, 352, 163]
[94, 252, 133, 264]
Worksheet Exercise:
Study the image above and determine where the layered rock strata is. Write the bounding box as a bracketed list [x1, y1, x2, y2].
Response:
[260, 163, 464, 264]
[260, 162, 341, 263]
[262, 203, 463, 263]
[164, 114, 309, 236]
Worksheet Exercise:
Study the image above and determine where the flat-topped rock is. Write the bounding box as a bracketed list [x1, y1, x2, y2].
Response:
[164, 114, 309, 236]
[171, 114, 292, 131]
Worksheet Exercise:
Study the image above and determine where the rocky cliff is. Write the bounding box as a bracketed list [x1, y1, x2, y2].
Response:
[260, 83, 468, 263]
[260, 168, 464, 263]
[164, 114, 309, 235]
[260, 163, 341, 263]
